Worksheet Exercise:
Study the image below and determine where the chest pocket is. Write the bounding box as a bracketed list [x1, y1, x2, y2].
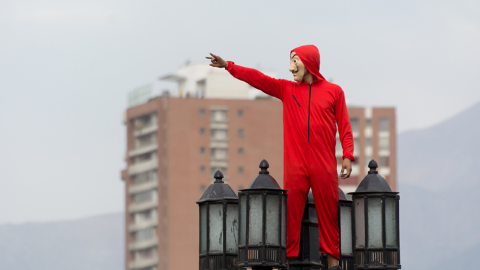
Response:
[292, 95, 301, 107]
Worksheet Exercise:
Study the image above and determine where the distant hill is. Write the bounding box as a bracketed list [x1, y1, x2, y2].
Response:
[399, 101, 480, 191]
[399, 101, 480, 270]
[0, 212, 123, 270]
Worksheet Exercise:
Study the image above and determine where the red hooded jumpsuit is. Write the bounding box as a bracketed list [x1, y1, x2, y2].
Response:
[226, 45, 355, 260]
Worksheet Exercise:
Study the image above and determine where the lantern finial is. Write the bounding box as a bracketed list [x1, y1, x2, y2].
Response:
[259, 159, 270, 174]
[213, 170, 224, 183]
[368, 159, 378, 174]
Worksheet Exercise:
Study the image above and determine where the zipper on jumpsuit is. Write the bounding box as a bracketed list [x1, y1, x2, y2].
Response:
[307, 83, 312, 143]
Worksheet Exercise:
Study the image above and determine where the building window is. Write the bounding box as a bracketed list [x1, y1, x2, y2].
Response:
[132, 170, 157, 186]
[211, 110, 227, 122]
[238, 147, 244, 155]
[239, 185, 244, 190]
[238, 109, 243, 117]
[132, 152, 155, 164]
[200, 147, 205, 154]
[200, 166, 206, 173]
[211, 148, 227, 159]
[379, 156, 389, 167]
[366, 156, 372, 163]
[135, 133, 156, 149]
[200, 185, 206, 192]
[134, 209, 157, 223]
[238, 129, 244, 137]
[379, 118, 389, 132]
[135, 247, 156, 260]
[133, 113, 157, 131]
[200, 128, 205, 135]
[366, 118, 371, 128]
[133, 189, 157, 204]
[211, 129, 227, 140]
[366, 138, 372, 147]
[379, 137, 389, 150]
[135, 228, 154, 242]
[199, 108, 205, 116]
[238, 167, 244, 174]
[350, 118, 359, 133]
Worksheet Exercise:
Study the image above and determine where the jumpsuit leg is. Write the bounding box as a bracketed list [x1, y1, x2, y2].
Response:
[284, 173, 310, 259]
[310, 164, 340, 260]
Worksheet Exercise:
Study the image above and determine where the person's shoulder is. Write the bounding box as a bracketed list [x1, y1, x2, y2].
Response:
[320, 81, 344, 94]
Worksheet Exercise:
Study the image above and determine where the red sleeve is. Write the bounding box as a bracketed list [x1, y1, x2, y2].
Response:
[226, 61, 286, 100]
[335, 87, 356, 162]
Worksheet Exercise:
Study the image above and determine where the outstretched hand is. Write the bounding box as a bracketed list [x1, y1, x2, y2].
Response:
[206, 53, 228, 69]
[340, 158, 352, 179]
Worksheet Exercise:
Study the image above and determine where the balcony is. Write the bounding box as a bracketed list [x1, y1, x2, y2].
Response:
[129, 200, 157, 213]
[379, 167, 391, 176]
[210, 160, 228, 168]
[129, 158, 158, 176]
[129, 144, 158, 158]
[210, 122, 228, 129]
[129, 219, 158, 232]
[128, 257, 158, 270]
[129, 237, 158, 251]
[129, 180, 158, 195]
[134, 124, 158, 137]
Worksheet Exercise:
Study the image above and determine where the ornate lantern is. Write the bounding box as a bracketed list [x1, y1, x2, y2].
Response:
[289, 190, 325, 270]
[197, 170, 239, 270]
[349, 160, 401, 269]
[237, 159, 288, 270]
[338, 187, 353, 270]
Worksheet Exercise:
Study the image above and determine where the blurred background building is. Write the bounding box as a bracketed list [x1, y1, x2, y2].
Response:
[121, 63, 396, 270]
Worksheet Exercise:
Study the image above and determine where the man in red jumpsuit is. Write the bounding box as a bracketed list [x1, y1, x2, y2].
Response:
[206, 45, 354, 270]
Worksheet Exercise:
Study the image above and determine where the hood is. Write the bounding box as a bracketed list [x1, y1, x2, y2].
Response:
[291, 45, 326, 82]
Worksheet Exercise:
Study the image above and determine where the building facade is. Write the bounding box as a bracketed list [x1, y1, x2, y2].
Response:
[121, 96, 396, 270]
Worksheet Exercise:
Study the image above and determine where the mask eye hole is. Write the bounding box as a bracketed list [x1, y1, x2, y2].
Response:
[293, 59, 297, 63]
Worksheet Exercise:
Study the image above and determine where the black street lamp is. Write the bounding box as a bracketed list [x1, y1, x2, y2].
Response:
[349, 160, 401, 269]
[289, 190, 325, 270]
[237, 159, 288, 270]
[338, 187, 353, 270]
[197, 170, 239, 270]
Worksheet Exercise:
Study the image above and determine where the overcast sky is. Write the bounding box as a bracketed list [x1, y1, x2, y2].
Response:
[0, 0, 479, 224]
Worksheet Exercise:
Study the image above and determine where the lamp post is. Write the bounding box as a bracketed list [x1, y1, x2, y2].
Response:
[349, 160, 401, 269]
[289, 190, 325, 270]
[237, 159, 288, 270]
[338, 187, 353, 270]
[197, 170, 239, 270]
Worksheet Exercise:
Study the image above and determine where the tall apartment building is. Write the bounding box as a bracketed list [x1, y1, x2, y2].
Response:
[121, 93, 396, 270]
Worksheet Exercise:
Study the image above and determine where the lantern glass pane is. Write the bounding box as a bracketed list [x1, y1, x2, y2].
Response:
[239, 195, 247, 245]
[367, 198, 383, 248]
[209, 204, 224, 253]
[266, 195, 280, 245]
[309, 226, 321, 262]
[248, 194, 264, 245]
[385, 197, 398, 248]
[200, 204, 207, 253]
[226, 204, 239, 252]
[281, 195, 287, 246]
[354, 197, 365, 248]
[340, 206, 353, 255]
